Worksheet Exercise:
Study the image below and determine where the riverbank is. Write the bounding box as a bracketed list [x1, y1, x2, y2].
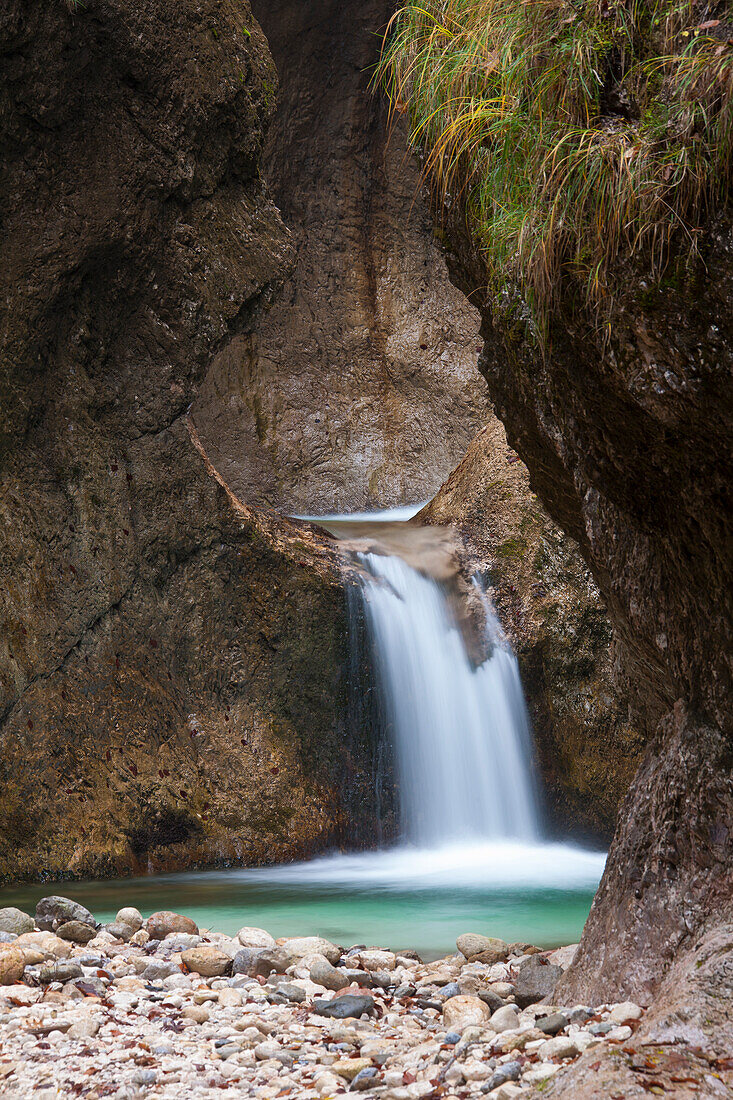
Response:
[0, 896, 650, 1099]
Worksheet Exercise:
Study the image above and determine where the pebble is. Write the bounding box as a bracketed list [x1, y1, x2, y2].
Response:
[0, 909, 650, 1099]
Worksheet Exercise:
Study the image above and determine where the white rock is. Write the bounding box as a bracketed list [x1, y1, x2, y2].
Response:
[523, 1063, 561, 1085]
[443, 995, 492, 1031]
[607, 1025, 633, 1041]
[537, 1035, 578, 1059]
[462, 1059, 491, 1081]
[492, 1084, 524, 1100]
[489, 1005, 520, 1033]
[281, 937, 341, 965]
[356, 949, 396, 972]
[116, 908, 143, 932]
[236, 926, 277, 949]
[609, 1001, 642, 1025]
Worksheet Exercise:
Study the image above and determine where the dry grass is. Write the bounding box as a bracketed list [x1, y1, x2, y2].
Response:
[377, 0, 733, 333]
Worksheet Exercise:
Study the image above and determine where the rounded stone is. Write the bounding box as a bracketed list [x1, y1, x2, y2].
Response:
[456, 933, 508, 964]
[115, 907, 143, 932]
[0, 947, 25, 985]
[181, 946, 232, 977]
[309, 955, 350, 991]
[442, 994, 492, 1031]
[488, 1004, 520, 1033]
[56, 920, 98, 944]
[35, 896, 96, 932]
[609, 1001, 643, 1025]
[332, 1057, 372, 1081]
[236, 926, 276, 949]
[144, 911, 199, 939]
[281, 936, 341, 965]
[0, 908, 34, 936]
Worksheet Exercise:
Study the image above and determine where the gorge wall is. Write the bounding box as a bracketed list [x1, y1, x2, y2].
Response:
[0, 0, 390, 884]
[192, 0, 489, 514]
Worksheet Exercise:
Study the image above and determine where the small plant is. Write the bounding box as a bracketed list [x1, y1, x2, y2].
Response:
[377, 0, 733, 334]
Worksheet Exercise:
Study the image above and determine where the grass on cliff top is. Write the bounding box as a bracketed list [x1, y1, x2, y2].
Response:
[377, 0, 733, 333]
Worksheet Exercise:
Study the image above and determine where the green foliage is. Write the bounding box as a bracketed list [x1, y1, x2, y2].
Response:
[377, 0, 733, 332]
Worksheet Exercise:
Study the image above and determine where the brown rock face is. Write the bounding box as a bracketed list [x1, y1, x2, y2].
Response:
[192, 0, 488, 513]
[421, 419, 643, 844]
[0, 0, 387, 882]
[440, 218, 733, 1010]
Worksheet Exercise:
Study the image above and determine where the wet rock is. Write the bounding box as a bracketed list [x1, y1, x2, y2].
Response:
[115, 908, 143, 933]
[181, 946, 231, 977]
[443, 994, 492, 1031]
[313, 993, 375, 1019]
[38, 960, 84, 984]
[488, 1004, 520, 1033]
[236, 926, 277, 949]
[513, 955, 563, 1007]
[36, 897, 96, 932]
[0, 909, 34, 937]
[57, 921, 98, 944]
[537, 1011, 568, 1034]
[144, 912, 198, 939]
[310, 955, 350, 991]
[283, 937, 341, 965]
[457, 934, 508, 964]
[0, 947, 25, 985]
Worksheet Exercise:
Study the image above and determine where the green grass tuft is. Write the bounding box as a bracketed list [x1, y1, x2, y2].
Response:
[376, 0, 733, 335]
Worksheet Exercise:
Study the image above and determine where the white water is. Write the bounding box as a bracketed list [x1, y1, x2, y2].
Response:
[358, 550, 539, 846]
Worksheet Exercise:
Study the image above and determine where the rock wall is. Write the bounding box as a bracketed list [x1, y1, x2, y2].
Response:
[421, 420, 643, 844]
[0, 0, 389, 883]
[440, 212, 733, 1013]
[192, 0, 489, 514]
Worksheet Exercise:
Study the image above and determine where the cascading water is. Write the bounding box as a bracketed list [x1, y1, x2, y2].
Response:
[357, 550, 539, 846]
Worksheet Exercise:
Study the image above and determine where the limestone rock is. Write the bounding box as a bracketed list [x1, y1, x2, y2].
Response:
[309, 956, 350, 991]
[332, 1057, 372, 1081]
[145, 912, 199, 940]
[115, 908, 143, 933]
[36, 897, 96, 932]
[232, 947, 294, 978]
[356, 949, 396, 972]
[0, 947, 25, 985]
[609, 1001, 643, 1025]
[281, 937, 341, 965]
[181, 946, 232, 977]
[513, 956, 563, 1007]
[0, 909, 34, 937]
[313, 994, 375, 1019]
[489, 1004, 520, 1033]
[456, 933, 508, 964]
[57, 921, 98, 944]
[236, 927, 276, 949]
[442, 994, 492, 1031]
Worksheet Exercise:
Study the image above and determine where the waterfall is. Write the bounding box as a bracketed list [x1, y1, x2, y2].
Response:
[356, 549, 540, 847]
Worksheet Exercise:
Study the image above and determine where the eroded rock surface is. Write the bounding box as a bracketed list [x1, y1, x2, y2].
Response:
[438, 209, 733, 1016]
[192, 0, 489, 513]
[0, 0, 387, 882]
